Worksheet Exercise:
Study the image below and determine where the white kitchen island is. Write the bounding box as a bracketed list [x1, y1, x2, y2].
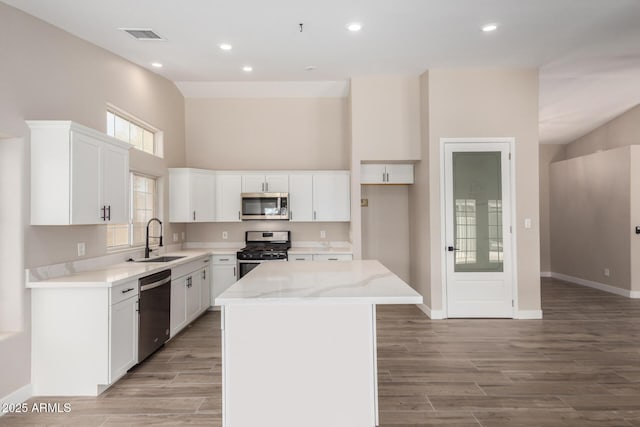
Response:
[215, 260, 423, 427]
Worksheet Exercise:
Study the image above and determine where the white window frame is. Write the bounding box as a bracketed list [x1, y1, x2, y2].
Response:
[106, 104, 164, 157]
[107, 172, 160, 250]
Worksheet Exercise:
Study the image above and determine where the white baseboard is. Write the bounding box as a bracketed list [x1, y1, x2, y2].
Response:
[0, 384, 32, 416]
[551, 272, 640, 299]
[416, 304, 445, 320]
[540, 271, 552, 278]
[515, 310, 543, 319]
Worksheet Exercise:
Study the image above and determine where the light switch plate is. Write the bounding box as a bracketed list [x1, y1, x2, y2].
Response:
[320, 230, 326, 239]
[173, 233, 179, 242]
[524, 218, 532, 229]
[222, 231, 228, 240]
[77, 242, 86, 257]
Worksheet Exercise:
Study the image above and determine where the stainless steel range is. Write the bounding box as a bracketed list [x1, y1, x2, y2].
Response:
[237, 231, 291, 279]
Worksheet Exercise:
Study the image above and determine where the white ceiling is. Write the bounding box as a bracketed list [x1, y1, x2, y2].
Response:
[4, 0, 640, 144]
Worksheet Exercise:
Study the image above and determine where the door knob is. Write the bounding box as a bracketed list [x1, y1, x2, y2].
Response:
[447, 246, 459, 252]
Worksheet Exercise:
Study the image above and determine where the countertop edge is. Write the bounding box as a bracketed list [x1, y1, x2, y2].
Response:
[26, 251, 213, 289]
[215, 296, 424, 306]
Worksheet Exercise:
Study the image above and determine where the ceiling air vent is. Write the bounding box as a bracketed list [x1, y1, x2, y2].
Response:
[120, 28, 165, 41]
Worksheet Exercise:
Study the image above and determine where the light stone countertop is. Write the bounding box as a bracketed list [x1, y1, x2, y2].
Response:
[26, 250, 212, 288]
[215, 260, 422, 305]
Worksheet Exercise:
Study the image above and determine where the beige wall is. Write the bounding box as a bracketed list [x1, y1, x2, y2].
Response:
[538, 144, 566, 273]
[185, 98, 348, 170]
[187, 222, 350, 245]
[351, 75, 421, 161]
[361, 185, 411, 282]
[0, 3, 185, 400]
[550, 147, 631, 290]
[408, 72, 432, 307]
[184, 97, 351, 243]
[423, 68, 540, 313]
[565, 104, 640, 159]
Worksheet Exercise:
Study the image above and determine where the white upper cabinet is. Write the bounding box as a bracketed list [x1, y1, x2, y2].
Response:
[242, 173, 289, 193]
[28, 121, 130, 225]
[313, 172, 351, 222]
[216, 173, 242, 222]
[289, 172, 350, 222]
[351, 75, 421, 161]
[288, 174, 314, 222]
[360, 164, 414, 184]
[169, 168, 216, 223]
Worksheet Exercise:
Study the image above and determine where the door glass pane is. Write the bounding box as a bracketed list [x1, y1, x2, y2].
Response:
[452, 152, 503, 272]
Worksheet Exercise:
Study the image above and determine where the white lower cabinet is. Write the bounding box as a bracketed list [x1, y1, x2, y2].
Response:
[289, 254, 313, 261]
[170, 257, 211, 338]
[200, 265, 211, 311]
[31, 279, 139, 396]
[313, 254, 354, 261]
[211, 254, 238, 306]
[109, 294, 138, 383]
[170, 276, 188, 337]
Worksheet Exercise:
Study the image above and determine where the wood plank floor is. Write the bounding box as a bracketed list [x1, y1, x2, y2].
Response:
[4, 277, 640, 426]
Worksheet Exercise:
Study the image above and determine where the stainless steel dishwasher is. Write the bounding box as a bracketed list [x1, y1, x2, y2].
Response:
[138, 269, 171, 363]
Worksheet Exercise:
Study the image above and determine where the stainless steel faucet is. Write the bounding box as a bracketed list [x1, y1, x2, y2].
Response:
[145, 218, 163, 258]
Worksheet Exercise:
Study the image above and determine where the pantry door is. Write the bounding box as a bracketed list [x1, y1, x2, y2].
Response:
[443, 140, 514, 318]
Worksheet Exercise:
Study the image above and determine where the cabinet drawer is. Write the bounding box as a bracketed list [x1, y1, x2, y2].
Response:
[312, 254, 353, 261]
[111, 280, 139, 305]
[172, 257, 209, 279]
[289, 254, 313, 262]
[212, 254, 237, 264]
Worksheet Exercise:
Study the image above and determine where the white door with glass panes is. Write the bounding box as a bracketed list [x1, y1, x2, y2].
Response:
[444, 140, 513, 318]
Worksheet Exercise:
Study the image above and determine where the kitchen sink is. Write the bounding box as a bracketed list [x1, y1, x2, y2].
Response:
[135, 256, 186, 263]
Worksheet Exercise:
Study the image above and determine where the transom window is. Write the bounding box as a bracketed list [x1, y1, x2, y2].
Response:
[107, 173, 159, 249]
[107, 110, 156, 155]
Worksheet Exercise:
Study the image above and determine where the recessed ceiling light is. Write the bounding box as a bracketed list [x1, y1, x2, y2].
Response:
[243, 66, 253, 72]
[347, 22, 362, 32]
[305, 65, 317, 71]
[151, 62, 163, 68]
[482, 23, 498, 32]
[219, 43, 232, 51]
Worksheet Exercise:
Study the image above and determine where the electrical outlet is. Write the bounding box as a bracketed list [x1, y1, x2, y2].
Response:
[320, 230, 326, 239]
[604, 268, 610, 277]
[173, 233, 178, 242]
[181, 232, 185, 241]
[77, 242, 86, 257]
[222, 231, 228, 240]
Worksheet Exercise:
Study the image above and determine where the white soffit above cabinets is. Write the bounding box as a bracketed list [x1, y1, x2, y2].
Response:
[3, 0, 640, 143]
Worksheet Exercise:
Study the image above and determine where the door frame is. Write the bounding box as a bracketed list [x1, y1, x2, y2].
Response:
[439, 137, 518, 319]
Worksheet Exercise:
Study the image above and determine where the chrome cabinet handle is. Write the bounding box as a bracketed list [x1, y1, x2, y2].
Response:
[193, 211, 196, 221]
[313, 211, 316, 220]
[233, 266, 236, 277]
[107, 205, 111, 221]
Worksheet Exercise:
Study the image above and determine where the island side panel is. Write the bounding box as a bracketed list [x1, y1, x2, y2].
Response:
[222, 303, 378, 427]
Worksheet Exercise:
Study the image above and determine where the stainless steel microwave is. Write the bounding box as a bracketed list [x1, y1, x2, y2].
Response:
[241, 193, 289, 220]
